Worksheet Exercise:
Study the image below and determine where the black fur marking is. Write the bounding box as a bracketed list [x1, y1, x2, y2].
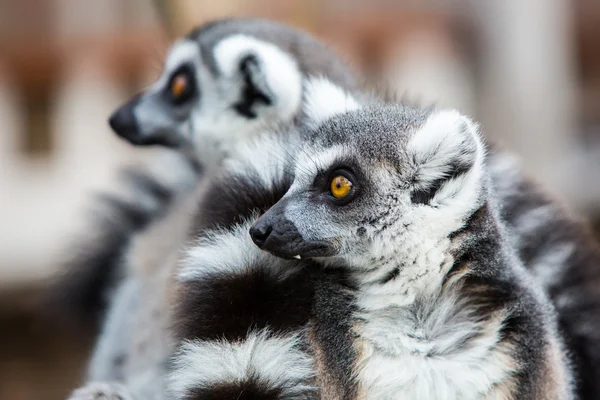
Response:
[411, 159, 473, 205]
[184, 379, 283, 400]
[446, 202, 553, 395]
[379, 266, 400, 284]
[194, 169, 292, 232]
[233, 55, 273, 119]
[311, 267, 359, 398]
[174, 261, 314, 342]
[356, 226, 366, 237]
[163, 63, 198, 106]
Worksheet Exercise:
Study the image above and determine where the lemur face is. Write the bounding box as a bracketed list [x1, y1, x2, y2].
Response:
[250, 84, 486, 269]
[109, 33, 302, 168]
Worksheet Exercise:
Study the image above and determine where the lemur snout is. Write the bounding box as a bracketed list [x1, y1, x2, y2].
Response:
[109, 98, 142, 144]
[249, 221, 272, 247]
[249, 207, 304, 258]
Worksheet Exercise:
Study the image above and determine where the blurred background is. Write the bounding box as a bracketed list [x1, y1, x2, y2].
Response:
[0, 0, 599, 398]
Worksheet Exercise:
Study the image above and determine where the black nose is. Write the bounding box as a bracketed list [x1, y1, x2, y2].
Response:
[249, 222, 273, 248]
[109, 100, 141, 144]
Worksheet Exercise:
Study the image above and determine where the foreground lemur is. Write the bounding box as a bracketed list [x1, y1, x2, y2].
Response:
[248, 95, 572, 398]
[168, 80, 574, 398]
[65, 18, 358, 400]
[169, 78, 600, 399]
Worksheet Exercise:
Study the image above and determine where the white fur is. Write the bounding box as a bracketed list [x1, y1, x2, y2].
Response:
[354, 315, 517, 400]
[407, 110, 487, 234]
[134, 36, 305, 170]
[67, 381, 135, 400]
[224, 128, 298, 192]
[167, 330, 315, 398]
[183, 35, 303, 168]
[293, 144, 347, 185]
[303, 76, 360, 128]
[179, 221, 262, 281]
[179, 219, 299, 282]
[351, 242, 518, 399]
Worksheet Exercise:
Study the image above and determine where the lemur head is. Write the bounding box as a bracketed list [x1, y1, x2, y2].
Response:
[250, 79, 487, 269]
[109, 26, 303, 168]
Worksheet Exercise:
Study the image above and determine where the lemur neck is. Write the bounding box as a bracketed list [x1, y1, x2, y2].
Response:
[353, 202, 503, 312]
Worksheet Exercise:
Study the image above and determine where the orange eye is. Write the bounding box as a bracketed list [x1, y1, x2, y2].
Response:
[171, 74, 187, 97]
[330, 175, 353, 199]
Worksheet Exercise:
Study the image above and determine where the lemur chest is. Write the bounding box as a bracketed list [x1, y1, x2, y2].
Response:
[351, 299, 517, 400]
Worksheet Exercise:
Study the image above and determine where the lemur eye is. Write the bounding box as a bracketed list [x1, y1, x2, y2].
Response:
[330, 175, 353, 199]
[171, 74, 187, 98]
[167, 64, 196, 105]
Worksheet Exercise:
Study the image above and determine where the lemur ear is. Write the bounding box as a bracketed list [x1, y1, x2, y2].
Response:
[233, 54, 274, 118]
[408, 110, 485, 206]
[303, 77, 361, 128]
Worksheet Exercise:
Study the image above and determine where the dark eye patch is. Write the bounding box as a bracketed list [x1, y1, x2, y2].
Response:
[165, 63, 197, 106]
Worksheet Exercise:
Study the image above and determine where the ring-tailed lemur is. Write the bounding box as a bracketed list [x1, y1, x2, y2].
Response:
[64, 18, 359, 400]
[167, 77, 600, 399]
[108, 17, 357, 165]
[248, 94, 573, 398]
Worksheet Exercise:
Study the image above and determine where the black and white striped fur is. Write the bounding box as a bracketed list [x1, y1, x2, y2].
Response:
[48, 151, 199, 332]
[165, 80, 364, 399]
[64, 18, 359, 400]
[168, 130, 321, 399]
[249, 88, 574, 398]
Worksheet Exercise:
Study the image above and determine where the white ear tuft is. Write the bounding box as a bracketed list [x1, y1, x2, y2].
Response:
[408, 109, 485, 206]
[303, 77, 360, 128]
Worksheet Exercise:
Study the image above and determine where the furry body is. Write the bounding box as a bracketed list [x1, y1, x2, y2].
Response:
[249, 93, 573, 398]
